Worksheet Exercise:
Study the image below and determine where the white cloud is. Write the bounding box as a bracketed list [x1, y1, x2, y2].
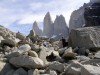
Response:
[0, 0, 90, 26]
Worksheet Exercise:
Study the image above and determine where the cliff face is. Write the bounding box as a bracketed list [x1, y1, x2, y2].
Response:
[33, 21, 42, 36]
[69, 4, 86, 31]
[84, 2, 100, 26]
[43, 12, 54, 37]
[91, 0, 100, 3]
[54, 15, 69, 38]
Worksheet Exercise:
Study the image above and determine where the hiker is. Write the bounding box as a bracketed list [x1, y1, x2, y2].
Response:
[43, 40, 48, 47]
[61, 37, 66, 48]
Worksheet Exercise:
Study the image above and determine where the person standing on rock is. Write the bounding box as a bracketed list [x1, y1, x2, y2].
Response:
[61, 37, 66, 48]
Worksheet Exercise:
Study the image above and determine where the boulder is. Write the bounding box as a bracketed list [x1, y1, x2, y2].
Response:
[39, 47, 49, 64]
[18, 44, 31, 54]
[5, 69, 15, 75]
[78, 47, 90, 55]
[63, 47, 76, 58]
[76, 56, 90, 62]
[1, 38, 17, 47]
[28, 69, 40, 75]
[81, 59, 100, 66]
[45, 69, 57, 75]
[81, 65, 100, 75]
[9, 56, 44, 69]
[0, 62, 14, 75]
[6, 52, 21, 60]
[48, 61, 64, 72]
[65, 61, 82, 75]
[13, 68, 27, 75]
[0, 36, 4, 43]
[16, 32, 26, 40]
[69, 26, 100, 48]
[28, 50, 38, 57]
[31, 44, 40, 52]
[94, 51, 100, 59]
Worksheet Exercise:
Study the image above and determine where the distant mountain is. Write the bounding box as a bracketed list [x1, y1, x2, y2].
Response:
[7, 20, 43, 36]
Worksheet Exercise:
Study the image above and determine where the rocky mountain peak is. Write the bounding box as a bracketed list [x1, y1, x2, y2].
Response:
[33, 21, 42, 36]
[43, 12, 54, 37]
[54, 15, 69, 38]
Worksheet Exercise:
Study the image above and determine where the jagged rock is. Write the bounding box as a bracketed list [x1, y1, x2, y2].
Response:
[28, 50, 38, 57]
[48, 61, 64, 72]
[0, 25, 16, 39]
[1, 38, 18, 47]
[28, 29, 36, 42]
[17, 44, 31, 54]
[0, 62, 14, 75]
[78, 47, 90, 55]
[39, 46, 50, 64]
[6, 52, 21, 60]
[69, 4, 86, 31]
[53, 40, 63, 49]
[13, 68, 27, 75]
[28, 69, 40, 75]
[63, 47, 76, 58]
[76, 56, 90, 62]
[16, 32, 26, 40]
[45, 69, 57, 75]
[54, 15, 69, 38]
[84, 2, 100, 26]
[91, 0, 100, 3]
[58, 47, 67, 56]
[0, 36, 4, 43]
[9, 56, 44, 69]
[65, 61, 82, 75]
[94, 51, 100, 59]
[31, 44, 40, 52]
[43, 12, 54, 37]
[69, 26, 100, 48]
[81, 59, 100, 66]
[5, 69, 15, 75]
[81, 65, 100, 75]
[33, 21, 42, 36]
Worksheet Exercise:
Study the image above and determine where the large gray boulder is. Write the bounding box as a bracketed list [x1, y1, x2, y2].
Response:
[28, 50, 38, 57]
[28, 69, 40, 75]
[13, 68, 27, 75]
[63, 47, 76, 58]
[43, 12, 54, 37]
[69, 26, 100, 48]
[17, 44, 31, 54]
[81, 65, 100, 75]
[48, 61, 64, 72]
[65, 61, 82, 75]
[1, 38, 17, 47]
[9, 56, 44, 69]
[0, 62, 14, 75]
[94, 51, 100, 59]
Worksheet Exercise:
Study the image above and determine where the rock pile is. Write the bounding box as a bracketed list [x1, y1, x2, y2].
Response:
[1, 25, 100, 75]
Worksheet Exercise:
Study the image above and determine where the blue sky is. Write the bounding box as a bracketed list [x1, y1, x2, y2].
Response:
[0, 0, 90, 34]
